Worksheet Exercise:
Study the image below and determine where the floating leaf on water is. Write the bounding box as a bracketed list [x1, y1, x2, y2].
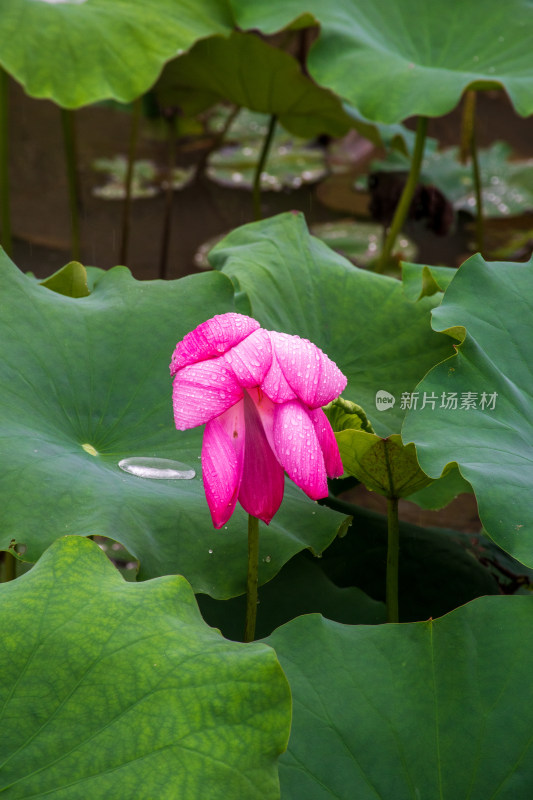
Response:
[207, 141, 327, 192]
[118, 457, 196, 480]
[92, 156, 159, 200]
[310, 219, 417, 267]
[206, 107, 279, 142]
[162, 165, 196, 191]
[194, 234, 226, 270]
[92, 156, 195, 199]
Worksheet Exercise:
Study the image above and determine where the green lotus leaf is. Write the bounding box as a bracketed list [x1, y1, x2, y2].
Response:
[325, 397, 436, 499]
[159, 37, 421, 154]
[0, 0, 234, 108]
[403, 254, 533, 567]
[0, 251, 344, 596]
[334, 431, 433, 498]
[267, 596, 533, 798]
[233, 0, 533, 122]
[0, 536, 290, 799]
[39, 260, 90, 298]
[210, 212, 453, 436]
[157, 31, 354, 139]
[324, 397, 374, 435]
[406, 464, 472, 510]
[401, 263, 458, 302]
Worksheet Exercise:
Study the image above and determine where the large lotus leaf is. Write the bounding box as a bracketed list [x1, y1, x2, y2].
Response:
[335, 431, 433, 497]
[232, 0, 533, 123]
[0, 536, 290, 799]
[403, 254, 533, 566]
[406, 464, 472, 510]
[267, 596, 533, 799]
[210, 212, 453, 436]
[39, 260, 90, 298]
[402, 262, 457, 303]
[0, 0, 234, 108]
[159, 36, 419, 153]
[157, 32, 354, 139]
[0, 252, 344, 596]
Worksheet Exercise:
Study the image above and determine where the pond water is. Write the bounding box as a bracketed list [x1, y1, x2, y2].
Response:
[8, 77, 533, 283]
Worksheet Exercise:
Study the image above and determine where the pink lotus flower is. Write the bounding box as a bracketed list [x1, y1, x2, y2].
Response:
[170, 313, 347, 528]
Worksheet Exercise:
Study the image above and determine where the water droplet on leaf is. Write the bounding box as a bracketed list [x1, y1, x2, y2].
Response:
[118, 457, 196, 480]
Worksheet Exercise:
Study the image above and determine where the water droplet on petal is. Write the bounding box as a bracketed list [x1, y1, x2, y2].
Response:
[118, 457, 196, 480]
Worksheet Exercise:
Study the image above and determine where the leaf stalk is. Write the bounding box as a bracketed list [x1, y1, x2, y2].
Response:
[244, 514, 260, 642]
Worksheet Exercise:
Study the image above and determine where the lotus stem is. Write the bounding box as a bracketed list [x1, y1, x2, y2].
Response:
[470, 135, 484, 254]
[459, 89, 476, 164]
[252, 114, 277, 222]
[386, 496, 400, 623]
[1, 551, 16, 582]
[377, 115, 428, 272]
[119, 97, 141, 265]
[244, 514, 260, 642]
[463, 89, 485, 253]
[0, 67, 12, 257]
[60, 108, 82, 261]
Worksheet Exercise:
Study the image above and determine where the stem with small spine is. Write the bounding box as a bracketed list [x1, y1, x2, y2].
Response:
[252, 114, 277, 222]
[386, 496, 400, 623]
[60, 108, 82, 261]
[462, 89, 485, 253]
[377, 115, 428, 272]
[244, 514, 260, 642]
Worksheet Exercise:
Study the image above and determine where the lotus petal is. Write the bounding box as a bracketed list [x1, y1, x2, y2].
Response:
[273, 400, 328, 500]
[238, 391, 285, 523]
[308, 407, 344, 478]
[269, 331, 347, 408]
[223, 328, 272, 387]
[170, 313, 260, 374]
[172, 358, 243, 429]
[202, 402, 245, 528]
[261, 348, 298, 403]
